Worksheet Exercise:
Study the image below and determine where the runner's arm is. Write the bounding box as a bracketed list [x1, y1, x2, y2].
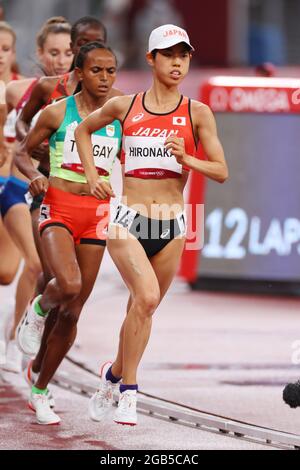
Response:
[75, 96, 129, 199]
[15, 78, 48, 141]
[165, 103, 228, 183]
[15, 102, 62, 180]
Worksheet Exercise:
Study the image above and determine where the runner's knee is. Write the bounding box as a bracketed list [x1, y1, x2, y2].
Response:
[133, 290, 160, 318]
[57, 276, 82, 302]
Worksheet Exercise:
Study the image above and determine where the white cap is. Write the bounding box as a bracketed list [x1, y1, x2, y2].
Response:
[148, 24, 194, 53]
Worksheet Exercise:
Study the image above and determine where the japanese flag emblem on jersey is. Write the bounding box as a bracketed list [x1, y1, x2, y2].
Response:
[173, 116, 186, 126]
[106, 125, 115, 137]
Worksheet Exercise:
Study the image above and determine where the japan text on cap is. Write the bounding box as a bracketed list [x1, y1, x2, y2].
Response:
[148, 24, 194, 53]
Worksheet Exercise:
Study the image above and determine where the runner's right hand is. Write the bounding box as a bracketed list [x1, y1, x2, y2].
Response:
[89, 178, 115, 199]
[29, 174, 49, 196]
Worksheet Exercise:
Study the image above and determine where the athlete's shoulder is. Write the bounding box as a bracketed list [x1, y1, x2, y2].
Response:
[112, 94, 135, 106]
[31, 98, 65, 133]
[36, 75, 61, 94]
[105, 94, 135, 112]
[39, 95, 67, 124]
[45, 94, 68, 113]
[190, 100, 215, 123]
[190, 99, 210, 114]
[7, 77, 35, 90]
[6, 78, 36, 104]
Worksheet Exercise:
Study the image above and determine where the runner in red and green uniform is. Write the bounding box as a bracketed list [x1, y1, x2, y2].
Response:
[14, 16, 124, 402]
[17, 42, 121, 425]
[1, 17, 73, 373]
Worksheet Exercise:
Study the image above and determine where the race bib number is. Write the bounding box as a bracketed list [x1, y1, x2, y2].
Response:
[176, 211, 187, 236]
[25, 191, 33, 206]
[112, 204, 137, 230]
[39, 204, 51, 223]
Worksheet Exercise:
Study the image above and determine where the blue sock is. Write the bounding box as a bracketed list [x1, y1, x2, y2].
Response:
[120, 384, 138, 393]
[105, 366, 121, 384]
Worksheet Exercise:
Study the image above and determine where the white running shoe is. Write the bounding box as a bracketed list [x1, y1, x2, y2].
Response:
[3, 340, 23, 373]
[24, 360, 55, 409]
[0, 300, 14, 366]
[114, 390, 137, 426]
[17, 296, 46, 357]
[29, 391, 60, 425]
[89, 361, 118, 422]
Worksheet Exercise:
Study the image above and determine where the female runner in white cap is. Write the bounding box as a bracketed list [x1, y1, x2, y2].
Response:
[75, 24, 228, 426]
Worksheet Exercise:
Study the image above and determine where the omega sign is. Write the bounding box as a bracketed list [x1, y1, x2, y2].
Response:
[209, 87, 290, 113]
